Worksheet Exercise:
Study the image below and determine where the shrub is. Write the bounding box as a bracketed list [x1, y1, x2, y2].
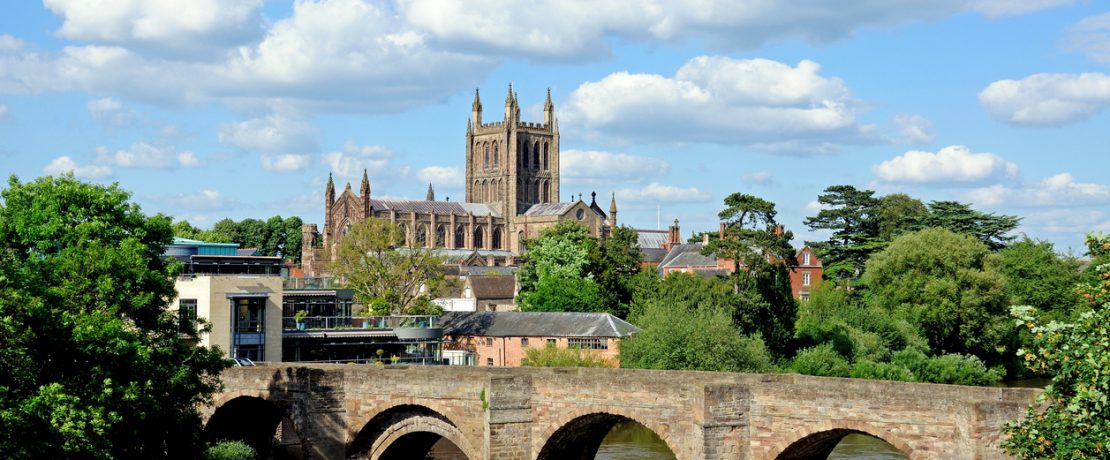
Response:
[849, 360, 914, 382]
[204, 440, 257, 460]
[521, 344, 613, 368]
[790, 343, 851, 377]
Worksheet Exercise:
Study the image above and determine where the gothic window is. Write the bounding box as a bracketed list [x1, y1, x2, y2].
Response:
[533, 141, 540, 169]
[516, 178, 522, 202]
[398, 224, 408, 246]
[543, 142, 549, 171]
[416, 224, 427, 247]
[454, 225, 465, 249]
[483, 142, 490, 170]
[517, 231, 525, 253]
[542, 180, 549, 203]
[493, 143, 500, 169]
[492, 227, 502, 250]
[532, 179, 539, 202]
[435, 224, 446, 248]
[474, 226, 485, 250]
[522, 141, 530, 169]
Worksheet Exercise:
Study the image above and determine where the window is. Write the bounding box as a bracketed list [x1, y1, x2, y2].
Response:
[492, 228, 502, 250]
[236, 344, 263, 361]
[521, 337, 529, 347]
[546, 339, 556, 347]
[179, 299, 197, 333]
[543, 143, 549, 171]
[454, 225, 465, 249]
[568, 338, 607, 350]
[474, 226, 484, 249]
[493, 143, 500, 169]
[803, 271, 811, 286]
[235, 297, 265, 333]
[532, 141, 540, 168]
[487, 357, 494, 366]
[800, 293, 810, 302]
[435, 225, 445, 248]
[803, 251, 811, 265]
[522, 142, 530, 169]
[484, 143, 490, 169]
[485, 337, 493, 347]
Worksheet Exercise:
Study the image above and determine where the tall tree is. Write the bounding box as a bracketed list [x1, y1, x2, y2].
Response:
[704, 193, 797, 292]
[594, 225, 643, 318]
[999, 237, 1082, 317]
[875, 193, 927, 241]
[516, 221, 605, 313]
[0, 175, 229, 459]
[919, 200, 1020, 251]
[863, 228, 1013, 364]
[328, 218, 445, 315]
[803, 185, 884, 281]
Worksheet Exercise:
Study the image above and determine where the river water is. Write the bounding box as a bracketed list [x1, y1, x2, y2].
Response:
[595, 421, 907, 459]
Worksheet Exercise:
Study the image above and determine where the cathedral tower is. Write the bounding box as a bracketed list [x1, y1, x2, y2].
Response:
[465, 85, 560, 215]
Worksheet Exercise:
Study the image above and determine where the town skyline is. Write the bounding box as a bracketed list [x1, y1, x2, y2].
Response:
[2, 1, 1109, 252]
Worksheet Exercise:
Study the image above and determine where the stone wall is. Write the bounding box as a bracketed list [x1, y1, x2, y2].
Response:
[206, 365, 1040, 460]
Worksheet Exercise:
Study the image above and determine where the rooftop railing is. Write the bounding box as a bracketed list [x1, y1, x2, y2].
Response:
[283, 315, 440, 332]
[283, 277, 343, 290]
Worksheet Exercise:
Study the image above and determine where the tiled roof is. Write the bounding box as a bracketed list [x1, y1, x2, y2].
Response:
[641, 247, 669, 264]
[370, 199, 501, 218]
[441, 311, 639, 338]
[468, 275, 516, 299]
[522, 202, 577, 216]
[636, 230, 669, 249]
[465, 266, 517, 276]
[657, 243, 717, 272]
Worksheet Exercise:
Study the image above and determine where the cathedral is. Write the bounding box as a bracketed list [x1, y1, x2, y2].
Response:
[301, 85, 617, 276]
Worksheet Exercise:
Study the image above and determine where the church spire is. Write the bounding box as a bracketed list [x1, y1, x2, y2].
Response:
[472, 88, 482, 111]
[608, 192, 618, 227]
[325, 173, 335, 202]
[505, 83, 514, 105]
[543, 87, 554, 125]
[471, 88, 482, 127]
[360, 169, 371, 217]
[426, 183, 435, 201]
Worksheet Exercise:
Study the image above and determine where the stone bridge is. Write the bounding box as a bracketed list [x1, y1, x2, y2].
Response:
[202, 364, 1039, 460]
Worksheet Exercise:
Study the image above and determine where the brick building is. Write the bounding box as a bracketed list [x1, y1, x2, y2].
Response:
[440, 311, 638, 367]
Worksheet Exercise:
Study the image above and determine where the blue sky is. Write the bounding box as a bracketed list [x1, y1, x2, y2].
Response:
[1, 1, 1108, 253]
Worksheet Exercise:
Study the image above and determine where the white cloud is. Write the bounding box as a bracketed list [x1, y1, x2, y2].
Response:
[873, 145, 1018, 184]
[87, 97, 132, 126]
[417, 165, 464, 188]
[891, 114, 936, 144]
[146, 189, 231, 210]
[805, 200, 832, 214]
[261, 154, 312, 173]
[1022, 209, 1110, 235]
[43, 155, 113, 179]
[218, 115, 318, 154]
[561, 150, 669, 183]
[95, 143, 201, 169]
[0, 103, 7, 121]
[965, 172, 1110, 207]
[401, 0, 1068, 58]
[321, 140, 396, 180]
[1065, 12, 1110, 65]
[741, 171, 773, 186]
[562, 56, 908, 151]
[616, 182, 710, 204]
[43, 0, 263, 56]
[978, 72, 1110, 126]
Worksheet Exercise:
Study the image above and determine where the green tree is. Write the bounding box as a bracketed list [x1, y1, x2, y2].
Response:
[1004, 304, 1110, 458]
[803, 185, 885, 282]
[594, 225, 643, 318]
[919, 200, 1020, 251]
[620, 300, 773, 373]
[875, 193, 927, 241]
[521, 344, 614, 368]
[863, 228, 1013, 364]
[329, 218, 445, 315]
[516, 222, 607, 313]
[999, 237, 1082, 317]
[0, 175, 229, 460]
[705, 193, 797, 292]
[518, 276, 604, 313]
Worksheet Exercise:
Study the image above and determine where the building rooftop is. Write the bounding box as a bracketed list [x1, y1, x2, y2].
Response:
[370, 199, 501, 218]
[635, 229, 669, 249]
[441, 311, 638, 338]
[522, 202, 578, 217]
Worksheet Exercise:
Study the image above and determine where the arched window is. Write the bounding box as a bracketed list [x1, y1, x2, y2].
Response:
[473, 181, 480, 201]
[415, 224, 427, 247]
[493, 143, 500, 169]
[483, 142, 490, 170]
[542, 180, 549, 203]
[454, 225, 465, 249]
[398, 224, 409, 247]
[492, 227, 502, 250]
[533, 141, 540, 169]
[517, 231, 525, 253]
[516, 178, 522, 202]
[435, 224, 445, 248]
[522, 141, 530, 169]
[532, 179, 539, 202]
[543, 143, 549, 171]
[473, 226, 485, 250]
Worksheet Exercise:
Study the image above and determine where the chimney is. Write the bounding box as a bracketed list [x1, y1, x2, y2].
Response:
[665, 219, 681, 250]
[773, 224, 784, 236]
[719, 222, 727, 240]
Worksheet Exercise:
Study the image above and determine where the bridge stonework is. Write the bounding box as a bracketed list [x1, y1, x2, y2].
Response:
[205, 364, 1039, 460]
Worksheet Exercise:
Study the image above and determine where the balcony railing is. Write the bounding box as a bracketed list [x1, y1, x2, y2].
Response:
[283, 315, 441, 332]
[283, 277, 343, 290]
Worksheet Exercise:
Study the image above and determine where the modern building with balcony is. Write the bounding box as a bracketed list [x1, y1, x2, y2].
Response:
[167, 238, 284, 362]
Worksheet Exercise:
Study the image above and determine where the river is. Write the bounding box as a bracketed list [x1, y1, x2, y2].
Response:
[595, 420, 908, 459]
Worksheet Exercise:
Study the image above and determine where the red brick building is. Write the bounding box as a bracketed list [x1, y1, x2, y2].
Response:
[440, 311, 637, 367]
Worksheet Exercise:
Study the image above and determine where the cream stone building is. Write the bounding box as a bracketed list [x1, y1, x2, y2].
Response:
[302, 85, 618, 275]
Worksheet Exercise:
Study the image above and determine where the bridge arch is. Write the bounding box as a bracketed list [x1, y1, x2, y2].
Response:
[204, 394, 306, 459]
[535, 408, 679, 460]
[348, 404, 478, 460]
[771, 421, 916, 460]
